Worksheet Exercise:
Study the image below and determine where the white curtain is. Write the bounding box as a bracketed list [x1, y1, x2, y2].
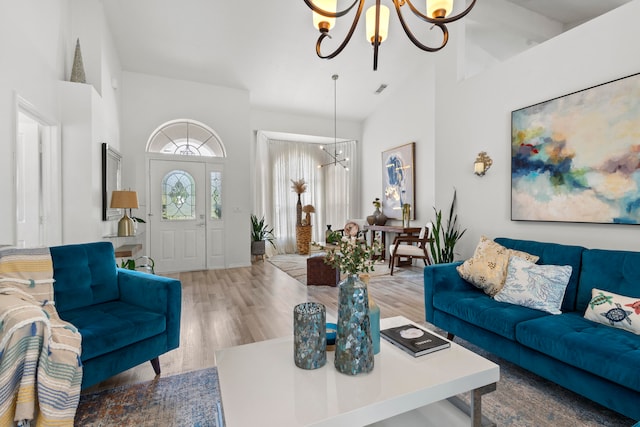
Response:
[255, 132, 359, 255]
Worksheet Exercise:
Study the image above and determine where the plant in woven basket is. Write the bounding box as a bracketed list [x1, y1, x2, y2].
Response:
[291, 178, 307, 226]
[302, 204, 315, 225]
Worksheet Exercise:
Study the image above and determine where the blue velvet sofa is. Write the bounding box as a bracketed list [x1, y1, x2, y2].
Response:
[49, 242, 182, 389]
[424, 237, 640, 420]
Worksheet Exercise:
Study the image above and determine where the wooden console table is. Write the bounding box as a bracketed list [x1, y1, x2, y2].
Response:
[115, 244, 142, 258]
[364, 225, 422, 260]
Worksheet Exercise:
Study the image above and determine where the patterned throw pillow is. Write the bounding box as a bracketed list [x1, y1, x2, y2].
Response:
[456, 236, 540, 296]
[494, 256, 572, 314]
[584, 288, 640, 335]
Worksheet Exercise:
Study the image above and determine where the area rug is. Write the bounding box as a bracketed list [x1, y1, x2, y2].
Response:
[74, 367, 223, 427]
[73, 351, 636, 426]
[268, 253, 422, 285]
[450, 338, 635, 426]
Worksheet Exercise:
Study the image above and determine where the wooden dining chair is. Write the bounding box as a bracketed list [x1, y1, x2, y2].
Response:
[388, 223, 433, 275]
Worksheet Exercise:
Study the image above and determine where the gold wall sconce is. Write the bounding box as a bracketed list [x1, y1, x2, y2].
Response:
[474, 152, 493, 177]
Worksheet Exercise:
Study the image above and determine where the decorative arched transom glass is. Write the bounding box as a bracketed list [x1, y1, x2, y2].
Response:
[147, 119, 226, 157]
[162, 170, 196, 220]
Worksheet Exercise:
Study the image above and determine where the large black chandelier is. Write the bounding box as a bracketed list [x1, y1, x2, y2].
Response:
[303, 0, 478, 70]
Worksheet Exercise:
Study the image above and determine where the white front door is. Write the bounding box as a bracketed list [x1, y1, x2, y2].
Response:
[149, 160, 207, 273]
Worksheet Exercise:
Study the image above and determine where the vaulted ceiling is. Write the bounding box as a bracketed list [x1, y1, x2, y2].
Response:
[103, 0, 631, 121]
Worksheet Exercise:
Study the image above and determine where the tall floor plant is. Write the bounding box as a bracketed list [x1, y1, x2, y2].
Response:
[429, 190, 466, 264]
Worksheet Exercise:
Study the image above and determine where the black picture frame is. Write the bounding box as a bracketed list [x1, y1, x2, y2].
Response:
[102, 142, 122, 221]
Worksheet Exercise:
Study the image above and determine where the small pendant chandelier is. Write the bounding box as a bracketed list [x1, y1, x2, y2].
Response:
[303, 0, 478, 70]
[319, 74, 349, 170]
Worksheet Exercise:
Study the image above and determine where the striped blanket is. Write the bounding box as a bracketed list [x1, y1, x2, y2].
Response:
[0, 247, 82, 427]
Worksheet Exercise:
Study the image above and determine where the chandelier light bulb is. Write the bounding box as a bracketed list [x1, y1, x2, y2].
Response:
[312, 0, 337, 32]
[427, 0, 454, 18]
[366, 5, 390, 44]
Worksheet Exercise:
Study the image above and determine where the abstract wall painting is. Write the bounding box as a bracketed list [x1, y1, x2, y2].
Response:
[511, 72, 640, 224]
[382, 142, 415, 219]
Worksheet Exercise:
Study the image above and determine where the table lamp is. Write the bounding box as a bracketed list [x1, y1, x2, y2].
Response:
[110, 190, 139, 236]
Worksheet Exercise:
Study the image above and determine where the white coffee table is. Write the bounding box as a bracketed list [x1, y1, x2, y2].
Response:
[216, 316, 499, 427]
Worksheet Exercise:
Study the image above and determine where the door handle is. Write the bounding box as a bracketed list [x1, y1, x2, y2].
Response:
[196, 223, 205, 227]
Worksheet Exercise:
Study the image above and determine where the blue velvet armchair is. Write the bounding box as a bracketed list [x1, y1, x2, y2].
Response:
[50, 242, 182, 389]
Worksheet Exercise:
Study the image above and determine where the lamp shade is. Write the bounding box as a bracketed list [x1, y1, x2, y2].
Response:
[366, 5, 390, 44]
[110, 190, 139, 209]
[312, 0, 337, 31]
[427, 0, 454, 18]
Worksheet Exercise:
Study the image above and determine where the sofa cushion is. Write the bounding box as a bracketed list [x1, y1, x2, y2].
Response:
[584, 288, 640, 335]
[516, 312, 640, 392]
[456, 236, 539, 296]
[51, 242, 118, 312]
[577, 249, 640, 312]
[59, 301, 166, 361]
[433, 288, 548, 340]
[494, 256, 572, 314]
[495, 238, 585, 312]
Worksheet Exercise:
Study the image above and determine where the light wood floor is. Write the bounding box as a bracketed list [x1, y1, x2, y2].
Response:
[82, 260, 426, 394]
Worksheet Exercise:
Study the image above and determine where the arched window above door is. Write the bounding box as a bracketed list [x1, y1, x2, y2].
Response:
[146, 119, 226, 157]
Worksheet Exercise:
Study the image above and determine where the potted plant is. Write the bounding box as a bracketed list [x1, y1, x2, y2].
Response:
[429, 189, 466, 264]
[326, 229, 342, 244]
[251, 214, 275, 256]
[121, 255, 155, 274]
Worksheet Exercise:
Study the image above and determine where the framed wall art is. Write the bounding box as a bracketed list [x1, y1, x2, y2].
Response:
[382, 142, 415, 219]
[512, 72, 640, 225]
[102, 143, 122, 221]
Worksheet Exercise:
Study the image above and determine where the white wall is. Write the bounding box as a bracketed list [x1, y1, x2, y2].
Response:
[62, 0, 123, 243]
[432, 0, 640, 258]
[0, 1, 70, 244]
[121, 72, 252, 268]
[361, 63, 437, 228]
[0, 0, 121, 246]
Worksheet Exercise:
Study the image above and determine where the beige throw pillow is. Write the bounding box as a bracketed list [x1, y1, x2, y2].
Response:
[456, 236, 540, 296]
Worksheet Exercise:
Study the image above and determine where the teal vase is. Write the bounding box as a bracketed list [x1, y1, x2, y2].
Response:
[335, 274, 374, 375]
[360, 274, 380, 354]
[293, 302, 326, 370]
[369, 296, 380, 355]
